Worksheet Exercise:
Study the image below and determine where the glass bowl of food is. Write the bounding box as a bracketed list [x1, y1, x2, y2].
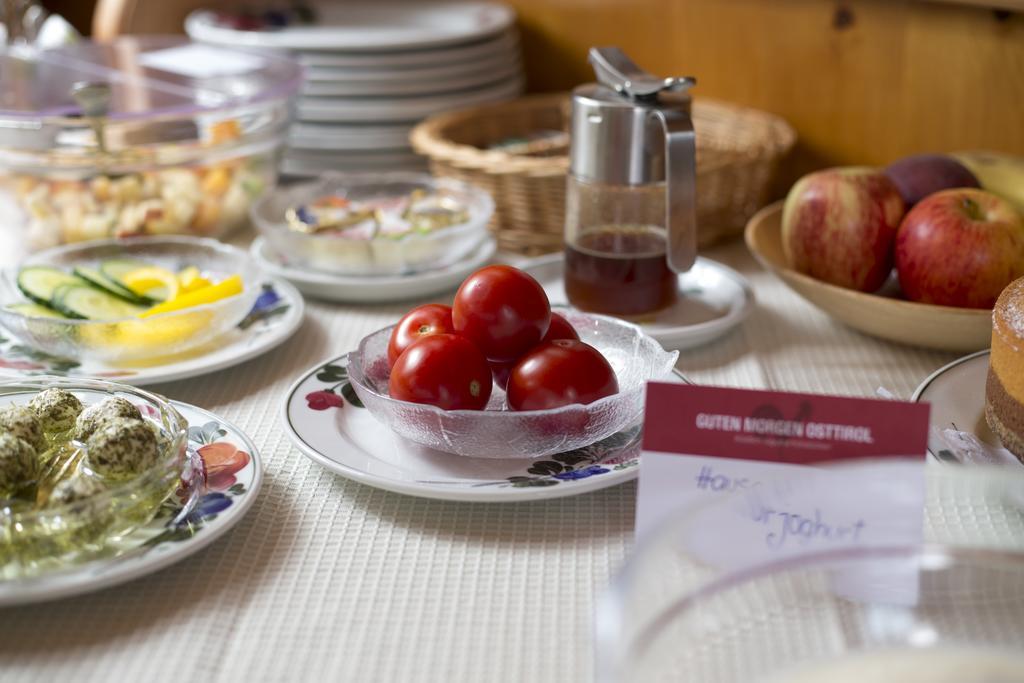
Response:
[250, 171, 494, 276]
[597, 462, 1024, 682]
[0, 37, 301, 251]
[0, 377, 189, 578]
[0, 236, 263, 362]
[347, 309, 679, 458]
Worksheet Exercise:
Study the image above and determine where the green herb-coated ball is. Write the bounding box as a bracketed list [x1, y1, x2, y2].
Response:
[29, 388, 83, 433]
[74, 397, 141, 441]
[49, 472, 107, 507]
[0, 433, 39, 496]
[85, 417, 159, 480]
[0, 404, 46, 454]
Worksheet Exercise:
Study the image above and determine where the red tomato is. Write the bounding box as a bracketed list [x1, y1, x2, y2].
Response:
[452, 265, 551, 362]
[388, 334, 492, 410]
[387, 304, 454, 368]
[490, 360, 514, 391]
[493, 314, 576, 391]
[507, 340, 619, 411]
[540, 312, 579, 344]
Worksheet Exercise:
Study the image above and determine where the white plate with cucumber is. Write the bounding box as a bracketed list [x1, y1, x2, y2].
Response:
[0, 237, 304, 386]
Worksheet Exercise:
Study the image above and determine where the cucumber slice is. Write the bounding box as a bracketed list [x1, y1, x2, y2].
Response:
[73, 266, 151, 304]
[100, 259, 170, 302]
[16, 266, 88, 306]
[4, 302, 63, 319]
[52, 283, 146, 320]
[99, 258, 149, 283]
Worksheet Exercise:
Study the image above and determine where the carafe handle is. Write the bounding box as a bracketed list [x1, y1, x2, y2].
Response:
[651, 108, 697, 273]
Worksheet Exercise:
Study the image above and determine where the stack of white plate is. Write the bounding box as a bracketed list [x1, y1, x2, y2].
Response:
[185, 1, 523, 177]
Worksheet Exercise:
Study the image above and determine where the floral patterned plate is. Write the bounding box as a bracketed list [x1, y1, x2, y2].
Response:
[0, 401, 262, 607]
[284, 353, 687, 502]
[0, 278, 304, 386]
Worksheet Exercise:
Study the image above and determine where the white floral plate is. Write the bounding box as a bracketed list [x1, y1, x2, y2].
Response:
[0, 278, 304, 386]
[0, 401, 262, 607]
[913, 350, 1021, 466]
[252, 237, 496, 303]
[521, 254, 755, 351]
[283, 353, 687, 502]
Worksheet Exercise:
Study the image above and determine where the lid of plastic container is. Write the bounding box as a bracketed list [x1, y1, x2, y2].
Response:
[0, 36, 301, 121]
[0, 36, 302, 170]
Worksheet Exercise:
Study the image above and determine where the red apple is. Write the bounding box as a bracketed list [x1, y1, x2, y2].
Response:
[895, 188, 1024, 308]
[782, 167, 905, 292]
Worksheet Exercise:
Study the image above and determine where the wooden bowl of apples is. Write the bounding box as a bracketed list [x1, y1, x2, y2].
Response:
[745, 153, 1024, 353]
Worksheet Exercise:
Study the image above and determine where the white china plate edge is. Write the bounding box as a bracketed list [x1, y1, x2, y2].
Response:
[185, 2, 515, 52]
[282, 352, 687, 502]
[0, 277, 305, 387]
[521, 253, 755, 351]
[251, 236, 496, 303]
[912, 350, 1021, 466]
[297, 30, 519, 68]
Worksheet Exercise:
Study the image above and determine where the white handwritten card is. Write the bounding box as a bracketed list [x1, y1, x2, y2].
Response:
[637, 384, 931, 573]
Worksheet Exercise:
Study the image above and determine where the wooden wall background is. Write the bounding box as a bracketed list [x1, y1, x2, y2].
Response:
[505, 0, 1024, 180]
[48, 0, 1024, 182]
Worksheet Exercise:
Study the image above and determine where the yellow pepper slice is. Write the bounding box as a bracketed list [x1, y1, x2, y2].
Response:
[140, 275, 243, 318]
[177, 266, 212, 293]
[122, 266, 180, 301]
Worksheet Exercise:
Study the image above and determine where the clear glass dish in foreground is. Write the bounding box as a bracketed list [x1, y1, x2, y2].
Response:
[250, 171, 494, 276]
[347, 309, 679, 458]
[0, 236, 263, 362]
[598, 462, 1024, 682]
[0, 377, 188, 578]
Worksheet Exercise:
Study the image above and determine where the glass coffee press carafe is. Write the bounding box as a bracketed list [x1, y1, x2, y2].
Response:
[564, 47, 697, 318]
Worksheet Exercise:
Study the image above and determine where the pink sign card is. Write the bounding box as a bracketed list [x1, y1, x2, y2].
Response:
[643, 383, 930, 464]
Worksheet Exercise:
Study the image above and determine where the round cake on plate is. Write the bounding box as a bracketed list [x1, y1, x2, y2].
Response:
[986, 276, 1024, 461]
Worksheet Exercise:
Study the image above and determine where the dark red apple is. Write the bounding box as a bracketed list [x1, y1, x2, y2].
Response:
[884, 153, 980, 208]
[895, 188, 1024, 308]
[782, 167, 905, 292]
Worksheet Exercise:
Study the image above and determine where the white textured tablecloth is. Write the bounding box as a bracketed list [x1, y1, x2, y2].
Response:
[0, 234, 961, 682]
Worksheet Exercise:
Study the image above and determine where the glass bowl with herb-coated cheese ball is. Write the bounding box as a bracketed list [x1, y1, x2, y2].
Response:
[0, 377, 187, 578]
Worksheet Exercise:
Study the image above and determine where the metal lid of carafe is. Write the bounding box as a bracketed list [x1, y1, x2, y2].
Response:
[569, 47, 696, 184]
[590, 47, 695, 100]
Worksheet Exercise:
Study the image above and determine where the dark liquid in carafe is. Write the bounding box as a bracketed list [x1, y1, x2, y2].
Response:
[564, 225, 677, 316]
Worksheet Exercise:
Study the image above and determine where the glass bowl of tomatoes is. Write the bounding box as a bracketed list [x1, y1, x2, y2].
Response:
[347, 308, 679, 459]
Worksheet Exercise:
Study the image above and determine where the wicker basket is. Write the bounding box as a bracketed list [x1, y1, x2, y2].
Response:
[411, 93, 796, 256]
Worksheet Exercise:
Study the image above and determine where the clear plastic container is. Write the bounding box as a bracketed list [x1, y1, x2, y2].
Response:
[347, 308, 679, 458]
[0, 37, 302, 250]
[0, 377, 189, 578]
